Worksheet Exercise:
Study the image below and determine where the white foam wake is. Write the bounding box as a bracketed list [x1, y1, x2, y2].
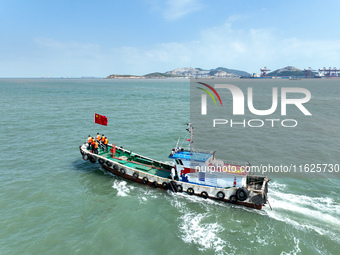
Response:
[178, 212, 227, 254]
[166, 192, 236, 254]
[265, 181, 340, 243]
[111, 180, 134, 197]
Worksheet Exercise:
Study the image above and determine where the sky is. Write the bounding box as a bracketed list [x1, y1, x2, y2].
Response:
[1, 0, 340, 77]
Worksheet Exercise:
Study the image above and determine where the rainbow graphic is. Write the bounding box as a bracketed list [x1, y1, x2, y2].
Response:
[197, 82, 223, 106]
[197, 82, 223, 115]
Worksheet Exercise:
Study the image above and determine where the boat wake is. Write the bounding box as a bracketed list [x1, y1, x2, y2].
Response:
[265, 181, 340, 244]
[111, 180, 135, 197]
[167, 180, 340, 253]
[178, 212, 227, 253]
[167, 194, 229, 254]
[109, 177, 340, 254]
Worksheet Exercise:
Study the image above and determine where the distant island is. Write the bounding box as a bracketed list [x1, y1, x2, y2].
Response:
[106, 67, 250, 79]
[267, 66, 318, 78]
[106, 66, 324, 79]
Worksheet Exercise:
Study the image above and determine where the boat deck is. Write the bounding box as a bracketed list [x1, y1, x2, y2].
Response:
[96, 144, 172, 179]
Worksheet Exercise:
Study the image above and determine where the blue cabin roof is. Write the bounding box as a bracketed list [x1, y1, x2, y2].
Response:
[169, 150, 213, 162]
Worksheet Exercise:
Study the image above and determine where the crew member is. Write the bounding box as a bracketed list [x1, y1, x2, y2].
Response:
[110, 145, 116, 158]
[94, 140, 99, 154]
[104, 137, 108, 151]
[87, 135, 92, 149]
[171, 167, 176, 180]
[101, 134, 105, 144]
[91, 139, 96, 153]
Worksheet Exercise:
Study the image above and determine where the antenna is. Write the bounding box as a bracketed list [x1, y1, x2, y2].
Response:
[176, 137, 180, 148]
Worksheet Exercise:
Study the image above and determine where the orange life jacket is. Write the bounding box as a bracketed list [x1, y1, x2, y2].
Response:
[101, 136, 105, 142]
[104, 138, 108, 145]
[97, 135, 101, 140]
[91, 140, 95, 146]
[94, 142, 98, 148]
[88, 137, 92, 143]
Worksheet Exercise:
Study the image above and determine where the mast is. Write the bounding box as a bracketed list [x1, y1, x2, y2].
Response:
[186, 123, 194, 150]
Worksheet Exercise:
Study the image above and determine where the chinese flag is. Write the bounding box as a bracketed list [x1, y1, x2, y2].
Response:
[94, 113, 108, 126]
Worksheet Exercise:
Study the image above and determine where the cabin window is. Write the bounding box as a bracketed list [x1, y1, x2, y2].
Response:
[178, 159, 183, 165]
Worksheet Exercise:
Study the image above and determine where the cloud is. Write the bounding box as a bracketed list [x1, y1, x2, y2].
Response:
[31, 38, 105, 76]
[108, 21, 340, 75]
[28, 21, 340, 77]
[149, 0, 203, 21]
[34, 38, 102, 59]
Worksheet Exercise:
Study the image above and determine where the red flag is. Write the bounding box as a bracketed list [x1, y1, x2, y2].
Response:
[94, 113, 108, 126]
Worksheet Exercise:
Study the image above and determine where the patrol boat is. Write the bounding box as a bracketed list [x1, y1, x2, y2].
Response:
[79, 124, 270, 210]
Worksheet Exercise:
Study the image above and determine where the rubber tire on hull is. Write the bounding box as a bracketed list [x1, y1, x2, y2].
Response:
[229, 195, 237, 204]
[133, 172, 139, 179]
[82, 154, 89, 161]
[200, 191, 209, 199]
[152, 181, 158, 188]
[105, 161, 112, 167]
[114, 164, 119, 171]
[89, 155, 97, 163]
[98, 158, 105, 164]
[120, 168, 126, 175]
[177, 185, 183, 192]
[162, 182, 168, 189]
[143, 177, 148, 184]
[187, 188, 194, 195]
[236, 187, 249, 201]
[216, 191, 225, 200]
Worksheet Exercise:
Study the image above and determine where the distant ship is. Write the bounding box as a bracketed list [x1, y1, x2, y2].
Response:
[240, 76, 272, 79]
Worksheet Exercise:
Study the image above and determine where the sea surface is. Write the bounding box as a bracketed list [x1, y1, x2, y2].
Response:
[1, 78, 339, 255]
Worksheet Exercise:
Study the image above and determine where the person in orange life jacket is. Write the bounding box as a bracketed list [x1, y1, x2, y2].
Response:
[87, 135, 92, 149]
[101, 134, 105, 144]
[94, 140, 99, 154]
[104, 137, 108, 151]
[96, 133, 101, 142]
[91, 139, 96, 153]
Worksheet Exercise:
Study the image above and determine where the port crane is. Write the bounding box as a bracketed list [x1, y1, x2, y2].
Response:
[318, 67, 340, 77]
[260, 67, 271, 77]
[303, 67, 316, 78]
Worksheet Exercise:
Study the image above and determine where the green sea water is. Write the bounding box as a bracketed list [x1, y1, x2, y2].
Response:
[1, 78, 339, 255]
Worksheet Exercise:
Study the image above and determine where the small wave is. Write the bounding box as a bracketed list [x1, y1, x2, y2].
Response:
[269, 181, 287, 191]
[111, 180, 134, 197]
[280, 237, 301, 255]
[135, 188, 159, 203]
[178, 212, 228, 254]
[138, 196, 148, 204]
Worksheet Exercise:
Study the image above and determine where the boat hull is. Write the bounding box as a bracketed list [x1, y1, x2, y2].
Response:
[101, 163, 262, 209]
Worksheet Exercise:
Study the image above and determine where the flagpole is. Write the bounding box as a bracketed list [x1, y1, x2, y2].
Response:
[94, 113, 96, 138]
